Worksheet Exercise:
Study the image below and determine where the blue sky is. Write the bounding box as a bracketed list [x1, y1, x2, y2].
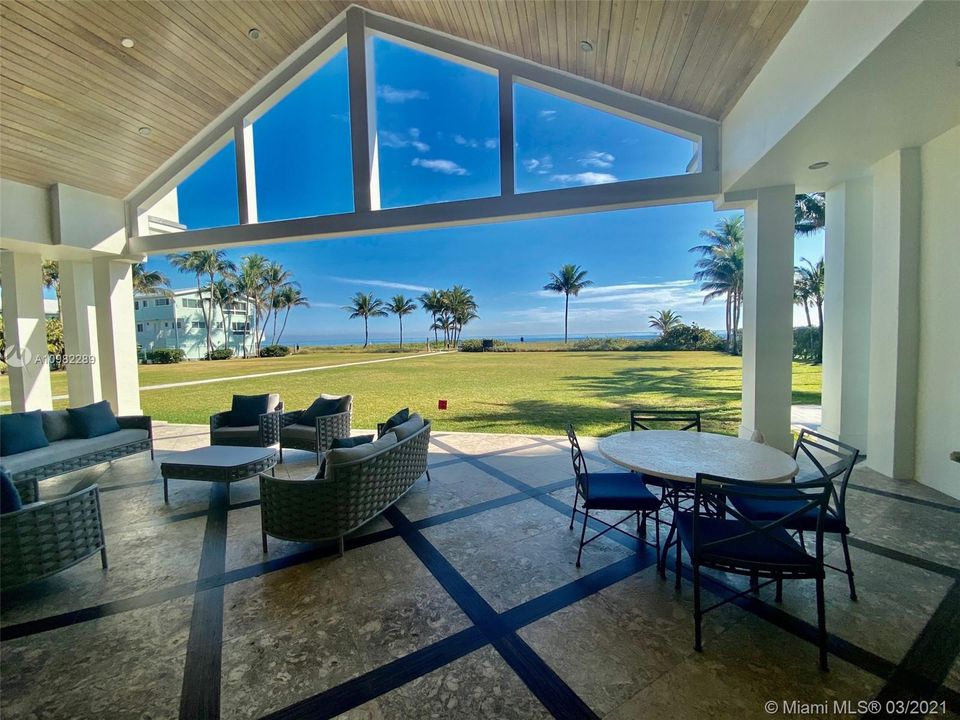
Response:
[155, 38, 823, 343]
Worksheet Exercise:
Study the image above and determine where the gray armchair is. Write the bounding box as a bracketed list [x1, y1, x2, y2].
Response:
[280, 394, 352, 463]
[210, 393, 283, 456]
[1, 477, 107, 589]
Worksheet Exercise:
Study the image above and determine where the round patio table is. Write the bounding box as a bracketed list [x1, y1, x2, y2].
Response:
[597, 430, 798, 582]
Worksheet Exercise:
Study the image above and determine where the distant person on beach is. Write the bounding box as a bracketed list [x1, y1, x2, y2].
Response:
[520, 336, 524, 343]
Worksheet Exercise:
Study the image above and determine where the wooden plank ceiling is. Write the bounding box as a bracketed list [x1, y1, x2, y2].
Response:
[0, 0, 805, 199]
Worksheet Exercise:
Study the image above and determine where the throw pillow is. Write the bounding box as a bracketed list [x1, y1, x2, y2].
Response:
[300, 396, 342, 424]
[67, 401, 121, 439]
[1, 410, 50, 456]
[321, 394, 352, 414]
[230, 394, 270, 427]
[42, 409, 74, 442]
[391, 414, 425, 441]
[331, 434, 374, 448]
[380, 408, 410, 437]
[0, 468, 22, 513]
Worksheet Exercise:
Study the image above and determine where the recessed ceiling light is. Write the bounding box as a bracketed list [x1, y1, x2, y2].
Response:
[808, 161, 829, 170]
[138, 126, 152, 137]
[121, 37, 135, 48]
[580, 40, 593, 52]
[248, 28, 262, 40]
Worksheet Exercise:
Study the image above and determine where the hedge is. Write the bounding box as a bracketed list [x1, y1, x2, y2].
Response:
[147, 348, 186, 364]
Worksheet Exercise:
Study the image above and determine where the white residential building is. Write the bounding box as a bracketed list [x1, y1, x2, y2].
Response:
[134, 288, 256, 360]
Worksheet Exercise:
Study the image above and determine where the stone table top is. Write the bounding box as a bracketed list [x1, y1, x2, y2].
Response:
[598, 430, 798, 484]
[160, 445, 277, 470]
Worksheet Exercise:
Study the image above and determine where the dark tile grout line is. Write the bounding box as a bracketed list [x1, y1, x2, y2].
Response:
[179, 483, 229, 720]
[847, 483, 960, 514]
[847, 538, 960, 580]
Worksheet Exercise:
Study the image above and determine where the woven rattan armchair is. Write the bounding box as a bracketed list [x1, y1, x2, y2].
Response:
[280, 395, 352, 463]
[260, 420, 431, 556]
[1, 478, 107, 589]
[210, 395, 283, 457]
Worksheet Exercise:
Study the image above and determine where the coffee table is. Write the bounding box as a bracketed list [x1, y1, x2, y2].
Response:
[160, 446, 278, 504]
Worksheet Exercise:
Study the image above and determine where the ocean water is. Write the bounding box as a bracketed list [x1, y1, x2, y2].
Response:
[279, 331, 660, 348]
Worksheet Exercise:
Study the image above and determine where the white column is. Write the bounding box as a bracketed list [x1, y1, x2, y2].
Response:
[59, 260, 102, 406]
[93, 258, 142, 415]
[820, 178, 873, 452]
[0, 251, 53, 411]
[741, 185, 796, 452]
[866, 148, 921, 479]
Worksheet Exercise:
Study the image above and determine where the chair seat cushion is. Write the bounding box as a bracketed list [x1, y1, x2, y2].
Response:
[584, 472, 662, 511]
[281, 424, 316, 443]
[730, 488, 848, 534]
[676, 513, 814, 566]
[67, 401, 121, 439]
[1, 410, 49, 456]
[212, 425, 260, 443]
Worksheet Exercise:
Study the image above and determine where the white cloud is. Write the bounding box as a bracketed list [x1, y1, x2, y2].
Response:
[308, 301, 341, 309]
[453, 134, 478, 148]
[376, 85, 428, 103]
[538, 109, 558, 121]
[522, 155, 554, 174]
[484, 138, 498, 149]
[452, 135, 499, 150]
[411, 158, 469, 176]
[328, 276, 431, 293]
[549, 171, 618, 186]
[379, 129, 430, 153]
[578, 150, 615, 169]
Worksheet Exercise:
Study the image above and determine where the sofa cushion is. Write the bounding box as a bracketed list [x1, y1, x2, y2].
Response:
[391, 414, 424, 441]
[1, 468, 22, 513]
[212, 425, 260, 443]
[331, 434, 374, 449]
[42, 410, 75, 442]
[1, 410, 49, 456]
[230, 394, 271, 427]
[300, 396, 341, 424]
[327, 431, 397, 468]
[380, 408, 409, 437]
[68, 401, 121, 439]
[0, 429, 150, 475]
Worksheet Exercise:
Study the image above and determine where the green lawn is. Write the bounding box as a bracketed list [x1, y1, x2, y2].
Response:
[1, 350, 822, 436]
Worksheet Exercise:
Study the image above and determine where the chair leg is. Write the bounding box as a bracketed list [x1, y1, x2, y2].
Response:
[675, 535, 683, 591]
[693, 565, 703, 652]
[338, 536, 345, 557]
[100, 545, 109, 569]
[425, 469, 432, 482]
[816, 574, 829, 671]
[775, 576, 783, 603]
[261, 531, 268, 553]
[576, 508, 589, 568]
[569, 491, 579, 530]
[163, 477, 169, 504]
[840, 533, 857, 601]
[750, 571, 760, 594]
[655, 510, 661, 555]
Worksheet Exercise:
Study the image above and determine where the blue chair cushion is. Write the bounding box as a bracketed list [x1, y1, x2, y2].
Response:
[729, 487, 848, 534]
[1, 468, 23, 513]
[67, 401, 121, 439]
[230, 394, 270, 427]
[583, 472, 662, 511]
[1, 410, 50, 456]
[676, 513, 813, 567]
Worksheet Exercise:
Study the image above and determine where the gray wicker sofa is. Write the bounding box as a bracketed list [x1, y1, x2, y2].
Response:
[4, 412, 153, 503]
[260, 417, 431, 555]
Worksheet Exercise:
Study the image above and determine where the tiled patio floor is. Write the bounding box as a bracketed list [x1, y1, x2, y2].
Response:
[2, 424, 958, 719]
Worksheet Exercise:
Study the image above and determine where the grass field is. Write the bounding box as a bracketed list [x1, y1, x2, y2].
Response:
[3, 350, 821, 437]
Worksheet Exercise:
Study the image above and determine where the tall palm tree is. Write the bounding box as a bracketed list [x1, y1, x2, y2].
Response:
[168, 251, 215, 355]
[543, 264, 593, 344]
[41, 260, 61, 316]
[689, 215, 744, 354]
[234, 254, 268, 357]
[795, 193, 825, 236]
[419, 289, 445, 346]
[794, 275, 813, 327]
[442, 285, 478, 347]
[648, 309, 682, 336]
[387, 294, 418, 350]
[342, 292, 387, 348]
[795, 257, 825, 329]
[262, 262, 293, 346]
[132, 263, 171, 296]
[274, 284, 309, 346]
[211, 278, 237, 351]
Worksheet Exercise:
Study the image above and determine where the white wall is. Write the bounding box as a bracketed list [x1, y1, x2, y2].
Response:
[0, 178, 53, 246]
[50, 184, 126, 254]
[915, 124, 960, 498]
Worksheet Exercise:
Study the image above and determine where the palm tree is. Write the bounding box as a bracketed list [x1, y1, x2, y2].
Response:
[132, 263, 171, 296]
[234, 254, 268, 357]
[41, 260, 61, 316]
[795, 257, 825, 329]
[794, 275, 813, 327]
[648, 309, 682, 336]
[262, 262, 293, 346]
[211, 278, 237, 351]
[419, 289, 445, 346]
[274, 284, 308, 346]
[168, 251, 215, 355]
[689, 215, 744, 354]
[387, 294, 418, 350]
[795, 193, 825, 236]
[442, 285, 478, 347]
[543, 264, 593, 344]
[342, 292, 387, 348]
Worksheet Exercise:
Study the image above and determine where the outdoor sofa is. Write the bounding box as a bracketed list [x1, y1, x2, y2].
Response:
[1, 405, 153, 503]
[259, 414, 431, 555]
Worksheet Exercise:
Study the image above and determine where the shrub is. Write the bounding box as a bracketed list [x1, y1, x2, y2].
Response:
[458, 339, 515, 352]
[571, 337, 648, 351]
[259, 344, 290, 357]
[205, 347, 234, 361]
[793, 326, 822, 363]
[147, 348, 186, 364]
[648, 324, 724, 351]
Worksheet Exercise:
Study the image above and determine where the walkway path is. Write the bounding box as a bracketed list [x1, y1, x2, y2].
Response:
[0, 351, 452, 406]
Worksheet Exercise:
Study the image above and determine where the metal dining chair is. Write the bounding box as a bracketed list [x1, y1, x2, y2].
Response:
[629, 409, 702, 489]
[676, 473, 833, 670]
[727, 429, 861, 600]
[565, 424, 663, 568]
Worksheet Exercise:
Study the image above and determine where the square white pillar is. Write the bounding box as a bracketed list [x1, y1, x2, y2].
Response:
[820, 178, 873, 452]
[741, 185, 796, 452]
[0, 251, 53, 411]
[866, 148, 921, 479]
[93, 258, 141, 415]
[59, 260, 102, 406]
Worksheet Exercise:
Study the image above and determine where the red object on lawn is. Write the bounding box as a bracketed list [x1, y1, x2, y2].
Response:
[438, 400, 448, 410]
